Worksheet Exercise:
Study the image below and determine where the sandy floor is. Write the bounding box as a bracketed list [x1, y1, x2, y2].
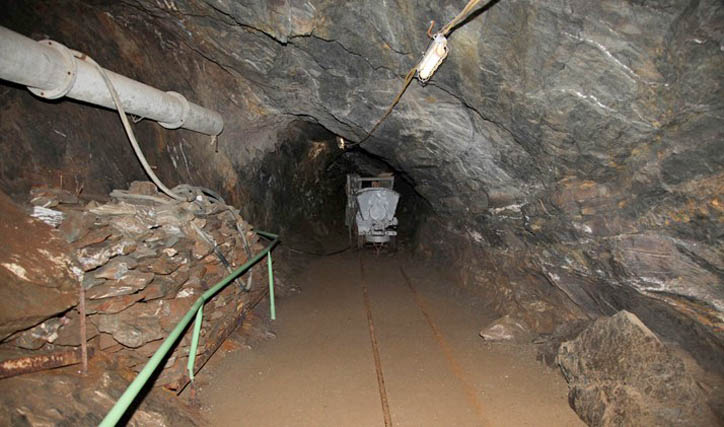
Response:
[197, 251, 583, 426]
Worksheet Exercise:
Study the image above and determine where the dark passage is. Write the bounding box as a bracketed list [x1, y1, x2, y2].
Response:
[241, 120, 429, 257]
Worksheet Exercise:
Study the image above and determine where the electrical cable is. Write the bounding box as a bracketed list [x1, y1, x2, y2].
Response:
[349, 0, 489, 148]
[78, 51, 264, 294]
[285, 244, 352, 257]
[440, 0, 485, 36]
[74, 51, 186, 201]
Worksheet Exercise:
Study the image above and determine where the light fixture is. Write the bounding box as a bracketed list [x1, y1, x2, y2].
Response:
[417, 33, 448, 84]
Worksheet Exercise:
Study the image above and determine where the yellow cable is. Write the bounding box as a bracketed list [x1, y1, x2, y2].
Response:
[368, 66, 417, 136]
[441, 0, 484, 36]
[347, 66, 416, 148]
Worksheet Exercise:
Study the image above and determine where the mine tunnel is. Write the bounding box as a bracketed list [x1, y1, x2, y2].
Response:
[0, 1, 722, 426]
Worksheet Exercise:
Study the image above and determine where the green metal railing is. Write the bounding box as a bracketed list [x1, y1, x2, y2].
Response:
[99, 231, 279, 426]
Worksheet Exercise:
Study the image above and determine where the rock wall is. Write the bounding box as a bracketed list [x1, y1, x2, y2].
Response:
[238, 121, 343, 235]
[1, 0, 722, 374]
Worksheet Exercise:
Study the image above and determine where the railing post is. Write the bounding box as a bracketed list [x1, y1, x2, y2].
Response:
[267, 252, 276, 321]
[98, 232, 278, 426]
[187, 305, 204, 382]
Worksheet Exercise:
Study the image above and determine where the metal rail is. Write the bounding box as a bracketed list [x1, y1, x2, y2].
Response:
[99, 231, 279, 426]
[359, 254, 393, 426]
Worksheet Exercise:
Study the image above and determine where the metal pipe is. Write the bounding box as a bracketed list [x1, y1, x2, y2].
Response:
[0, 26, 223, 136]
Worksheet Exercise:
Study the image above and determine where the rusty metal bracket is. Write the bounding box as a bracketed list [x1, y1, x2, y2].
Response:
[0, 347, 95, 380]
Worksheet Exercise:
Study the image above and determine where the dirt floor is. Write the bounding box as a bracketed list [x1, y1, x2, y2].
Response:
[196, 250, 583, 426]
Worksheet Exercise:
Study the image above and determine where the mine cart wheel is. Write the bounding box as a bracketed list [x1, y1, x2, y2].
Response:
[389, 236, 397, 252]
[353, 223, 364, 250]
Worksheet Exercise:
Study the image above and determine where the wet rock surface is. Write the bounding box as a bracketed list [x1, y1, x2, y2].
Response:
[556, 311, 719, 426]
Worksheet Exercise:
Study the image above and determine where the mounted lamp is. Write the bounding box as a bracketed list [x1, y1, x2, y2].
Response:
[417, 33, 449, 84]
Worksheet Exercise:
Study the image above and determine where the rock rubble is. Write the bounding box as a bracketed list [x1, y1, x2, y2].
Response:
[0, 182, 273, 424]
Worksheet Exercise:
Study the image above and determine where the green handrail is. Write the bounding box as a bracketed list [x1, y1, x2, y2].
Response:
[99, 231, 279, 426]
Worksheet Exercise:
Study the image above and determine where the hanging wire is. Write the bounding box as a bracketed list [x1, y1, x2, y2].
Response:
[349, 0, 491, 148]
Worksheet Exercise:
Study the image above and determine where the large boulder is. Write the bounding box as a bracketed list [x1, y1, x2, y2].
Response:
[556, 311, 719, 426]
[0, 190, 78, 341]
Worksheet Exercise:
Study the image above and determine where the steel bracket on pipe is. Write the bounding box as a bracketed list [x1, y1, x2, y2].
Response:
[159, 91, 191, 129]
[27, 39, 77, 99]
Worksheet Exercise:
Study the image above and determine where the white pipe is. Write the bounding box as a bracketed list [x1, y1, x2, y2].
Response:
[0, 26, 223, 136]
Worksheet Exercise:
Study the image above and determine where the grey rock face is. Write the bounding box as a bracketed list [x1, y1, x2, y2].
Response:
[536, 319, 591, 368]
[13, 317, 67, 350]
[76, 239, 136, 271]
[93, 256, 138, 280]
[0, 0, 721, 382]
[556, 311, 718, 427]
[86, 271, 154, 300]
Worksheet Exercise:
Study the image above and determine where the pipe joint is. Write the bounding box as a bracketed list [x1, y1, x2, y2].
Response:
[159, 91, 190, 130]
[0, 26, 224, 136]
[27, 39, 77, 99]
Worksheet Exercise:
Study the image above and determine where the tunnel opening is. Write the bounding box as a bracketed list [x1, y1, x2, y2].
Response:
[240, 120, 431, 257]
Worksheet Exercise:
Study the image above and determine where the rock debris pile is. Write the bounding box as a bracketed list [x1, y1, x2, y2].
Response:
[2, 182, 270, 391]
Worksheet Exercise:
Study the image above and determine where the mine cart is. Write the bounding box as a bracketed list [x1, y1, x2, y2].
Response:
[346, 173, 400, 249]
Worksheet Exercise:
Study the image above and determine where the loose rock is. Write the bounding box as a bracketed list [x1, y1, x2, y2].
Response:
[480, 315, 533, 343]
[556, 311, 718, 426]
